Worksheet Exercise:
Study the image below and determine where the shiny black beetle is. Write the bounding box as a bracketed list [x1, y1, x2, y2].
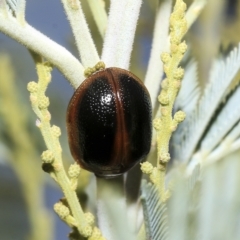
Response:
[67, 67, 152, 178]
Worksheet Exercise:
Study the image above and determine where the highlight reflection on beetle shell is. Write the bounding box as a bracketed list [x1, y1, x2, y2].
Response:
[67, 67, 152, 178]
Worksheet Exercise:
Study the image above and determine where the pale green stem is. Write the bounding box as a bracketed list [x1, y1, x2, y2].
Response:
[97, 177, 136, 240]
[16, 0, 26, 24]
[151, 0, 187, 201]
[34, 104, 90, 234]
[145, 0, 172, 109]
[29, 56, 91, 236]
[101, 0, 142, 69]
[54, 167, 88, 230]
[87, 0, 108, 38]
[0, 14, 84, 88]
[61, 0, 100, 67]
[146, 0, 207, 111]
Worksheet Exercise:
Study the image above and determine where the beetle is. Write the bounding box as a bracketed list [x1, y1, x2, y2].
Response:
[67, 67, 152, 178]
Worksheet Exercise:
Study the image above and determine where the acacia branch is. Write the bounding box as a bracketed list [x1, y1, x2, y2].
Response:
[0, 14, 84, 88]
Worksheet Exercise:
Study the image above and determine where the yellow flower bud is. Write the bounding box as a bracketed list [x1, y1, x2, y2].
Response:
[158, 93, 169, 105]
[159, 152, 170, 163]
[95, 61, 105, 71]
[41, 150, 54, 163]
[80, 225, 92, 238]
[174, 110, 186, 123]
[68, 163, 81, 178]
[140, 162, 154, 174]
[51, 125, 61, 137]
[89, 227, 102, 240]
[173, 68, 184, 80]
[38, 96, 49, 109]
[54, 202, 70, 219]
[85, 212, 95, 225]
[27, 81, 38, 93]
[153, 118, 162, 130]
[161, 79, 169, 90]
[179, 41, 187, 54]
[161, 52, 171, 63]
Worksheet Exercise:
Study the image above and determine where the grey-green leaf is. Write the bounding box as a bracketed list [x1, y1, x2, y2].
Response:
[141, 180, 169, 240]
[173, 43, 240, 162]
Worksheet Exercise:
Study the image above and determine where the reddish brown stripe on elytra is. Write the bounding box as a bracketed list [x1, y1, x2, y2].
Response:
[106, 69, 130, 168]
[66, 77, 95, 171]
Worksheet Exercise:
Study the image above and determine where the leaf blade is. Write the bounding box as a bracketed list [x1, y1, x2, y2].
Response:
[141, 180, 169, 240]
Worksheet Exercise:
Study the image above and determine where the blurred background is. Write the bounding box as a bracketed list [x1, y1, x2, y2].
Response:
[0, 0, 240, 239]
